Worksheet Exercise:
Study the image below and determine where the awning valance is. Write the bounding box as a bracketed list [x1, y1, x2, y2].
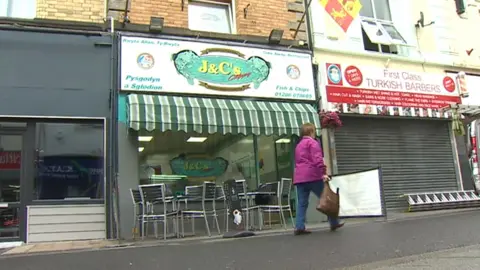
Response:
[127, 94, 320, 136]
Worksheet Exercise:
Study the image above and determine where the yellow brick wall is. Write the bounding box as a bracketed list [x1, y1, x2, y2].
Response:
[36, 0, 105, 23]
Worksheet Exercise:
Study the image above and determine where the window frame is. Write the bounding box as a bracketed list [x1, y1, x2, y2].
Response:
[188, 0, 237, 34]
[359, 0, 408, 53]
[29, 118, 107, 205]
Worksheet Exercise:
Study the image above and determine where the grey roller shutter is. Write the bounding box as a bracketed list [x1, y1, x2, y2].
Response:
[334, 117, 458, 209]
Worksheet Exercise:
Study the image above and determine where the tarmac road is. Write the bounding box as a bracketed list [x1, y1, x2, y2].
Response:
[1, 210, 480, 270]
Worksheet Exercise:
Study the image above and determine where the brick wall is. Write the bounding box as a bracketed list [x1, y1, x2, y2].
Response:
[108, 0, 306, 40]
[36, 0, 105, 23]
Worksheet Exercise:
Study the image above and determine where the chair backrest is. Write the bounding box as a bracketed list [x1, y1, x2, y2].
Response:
[203, 181, 217, 200]
[130, 189, 142, 204]
[215, 186, 225, 200]
[234, 179, 247, 194]
[279, 178, 292, 201]
[138, 184, 166, 203]
[185, 185, 202, 198]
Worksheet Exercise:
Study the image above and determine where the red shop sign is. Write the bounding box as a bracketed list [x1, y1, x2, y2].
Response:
[0, 151, 21, 170]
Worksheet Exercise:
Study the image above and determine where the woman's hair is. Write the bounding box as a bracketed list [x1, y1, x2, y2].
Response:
[300, 123, 316, 137]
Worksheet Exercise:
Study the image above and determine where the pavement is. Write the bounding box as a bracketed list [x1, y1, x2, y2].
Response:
[341, 245, 480, 269]
[0, 208, 480, 269]
[0, 208, 473, 256]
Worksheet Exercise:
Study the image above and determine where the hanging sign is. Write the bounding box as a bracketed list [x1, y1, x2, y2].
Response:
[320, 0, 363, 32]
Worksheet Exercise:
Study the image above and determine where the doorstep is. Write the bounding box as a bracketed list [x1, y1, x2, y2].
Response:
[1, 239, 119, 256]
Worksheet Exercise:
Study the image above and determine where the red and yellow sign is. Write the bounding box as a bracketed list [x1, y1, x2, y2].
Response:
[320, 0, 362, 32]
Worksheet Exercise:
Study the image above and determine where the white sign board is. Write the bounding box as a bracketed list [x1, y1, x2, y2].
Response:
[330, 168, 383, 217]
[120, 36, 316, 101]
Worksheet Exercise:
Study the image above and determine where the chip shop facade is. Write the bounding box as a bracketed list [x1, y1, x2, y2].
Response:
[115, 33, 321, 239]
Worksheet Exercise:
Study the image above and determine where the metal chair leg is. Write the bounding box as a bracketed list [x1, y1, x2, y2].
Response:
[163, 219, 167, 240]
[280, 209, 287, 229]
[214, 212, 221, 234]
[288, 206, 295, 228]
[203, 212, 211, 236]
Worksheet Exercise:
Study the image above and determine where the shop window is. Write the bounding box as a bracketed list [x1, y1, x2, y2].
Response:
[138, 132, 296, 192]
[359, 0, 406, 54]
[188, 0, 234, 34]
[139, 131, 256, 189]
[34, 123, 105, 200]
[0, 0, 36, 19]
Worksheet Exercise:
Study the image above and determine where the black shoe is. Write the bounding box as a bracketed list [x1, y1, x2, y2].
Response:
[294, 229, 312, 236]
[330, 223, 344, 232]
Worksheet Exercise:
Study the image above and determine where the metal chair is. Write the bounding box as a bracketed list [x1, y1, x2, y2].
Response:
[214, 185, 229, 232]
[259, 178, 294, 229]
[129, 189, 145, 238]
[235, 179, 258, 229]
[180, 182, 221, 237]
[138, 183, 178, 240]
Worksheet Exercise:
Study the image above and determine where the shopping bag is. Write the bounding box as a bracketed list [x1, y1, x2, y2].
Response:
[316, 182, 340, 217]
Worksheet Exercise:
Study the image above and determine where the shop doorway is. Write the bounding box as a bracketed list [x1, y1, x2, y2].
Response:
[0, 122, 27, 243]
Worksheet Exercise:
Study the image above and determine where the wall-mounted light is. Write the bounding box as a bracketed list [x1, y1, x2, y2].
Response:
[138, 147, 145, 152]
[268, 29, 284, 45]
[149, 17, 164, 33]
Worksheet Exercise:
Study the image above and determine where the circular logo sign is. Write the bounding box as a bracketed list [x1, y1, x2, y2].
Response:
[286, 65, 301, 79]
[443, 76, 456, 92]
[327, 64, 342, 84]
[137, 53, 155, 69]
[344, 65, 363, 86]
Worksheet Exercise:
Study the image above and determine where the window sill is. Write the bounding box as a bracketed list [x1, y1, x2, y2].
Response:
[30, 199, 105, 205]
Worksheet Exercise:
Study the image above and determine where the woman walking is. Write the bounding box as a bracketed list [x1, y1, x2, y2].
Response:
[293, 123, 344, 235]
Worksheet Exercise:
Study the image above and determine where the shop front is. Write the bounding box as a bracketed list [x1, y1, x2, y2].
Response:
[116, 34, 319, 239]
[318, 61, 464, 210]
[0, 28, 111, 245]
[444, 72, 480, 192]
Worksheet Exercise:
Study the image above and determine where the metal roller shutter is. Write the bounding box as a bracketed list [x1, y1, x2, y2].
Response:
[334, 117, 458, 209]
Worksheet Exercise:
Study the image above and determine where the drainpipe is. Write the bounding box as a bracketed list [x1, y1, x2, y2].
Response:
[107, 16, 121, 240]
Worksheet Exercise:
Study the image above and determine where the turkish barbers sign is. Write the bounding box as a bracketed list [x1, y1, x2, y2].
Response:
[120, 36, 316, 101]
[323, 63, 462, 118]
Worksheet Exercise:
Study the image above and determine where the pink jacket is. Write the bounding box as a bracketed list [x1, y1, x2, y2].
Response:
[293, 136, 326, 184]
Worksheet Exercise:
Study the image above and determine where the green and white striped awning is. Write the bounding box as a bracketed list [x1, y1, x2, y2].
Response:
[127, 94, 320, 136]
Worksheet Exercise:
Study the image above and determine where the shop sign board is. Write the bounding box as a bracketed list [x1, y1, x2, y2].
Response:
[323, 63, 462, 118]
[120, 36, 316, 101]
[0, 151, 21, 170]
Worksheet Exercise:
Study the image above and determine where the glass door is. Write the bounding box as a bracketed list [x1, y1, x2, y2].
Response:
[0, 133, 23, 241]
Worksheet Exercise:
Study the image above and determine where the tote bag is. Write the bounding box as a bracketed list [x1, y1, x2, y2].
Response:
[316, 182, 340, 217]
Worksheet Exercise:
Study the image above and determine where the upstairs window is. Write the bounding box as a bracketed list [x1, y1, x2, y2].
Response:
[359, 0, 406, 54]
[0, 0, 36, 19]
[188, 0, 234, 34]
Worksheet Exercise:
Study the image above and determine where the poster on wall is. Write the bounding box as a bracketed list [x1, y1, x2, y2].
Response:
[329, 168, 384, 217]
[323, 63, 462, 118]
[120, 36, 316, 101]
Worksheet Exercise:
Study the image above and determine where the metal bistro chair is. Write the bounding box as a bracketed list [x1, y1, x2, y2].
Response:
[138, 183, 178, 240]
[180, 182, 221, 237]
[235, 179, 258, 229]
[214, 185, 229, 232]
[259, 178, 294, 229]
[129, 189, 146, 238]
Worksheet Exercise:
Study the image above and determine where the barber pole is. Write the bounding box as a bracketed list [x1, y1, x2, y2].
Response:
[457, 71, 469, 97]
